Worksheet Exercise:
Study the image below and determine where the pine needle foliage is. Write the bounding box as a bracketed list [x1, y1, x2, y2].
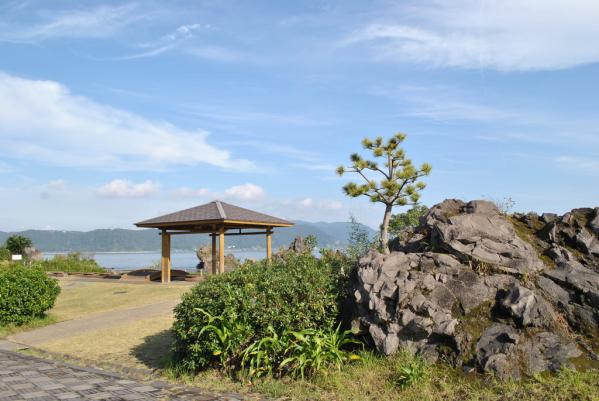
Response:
[337, 133, 431, 252]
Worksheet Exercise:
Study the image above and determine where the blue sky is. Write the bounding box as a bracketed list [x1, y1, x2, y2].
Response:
[0, 0, 598, 231]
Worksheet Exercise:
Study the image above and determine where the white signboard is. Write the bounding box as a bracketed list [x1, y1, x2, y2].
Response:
[11, 254, 22, 261]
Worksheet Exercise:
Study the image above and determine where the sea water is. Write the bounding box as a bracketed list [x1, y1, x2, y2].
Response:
[43, 250, 268, 272]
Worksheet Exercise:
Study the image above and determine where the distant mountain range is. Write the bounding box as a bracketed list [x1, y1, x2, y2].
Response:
[0, 221, 377, 252]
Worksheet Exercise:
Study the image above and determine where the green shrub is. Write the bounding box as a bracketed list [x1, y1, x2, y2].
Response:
[0, 265, 61, 325]
[37, 253, 106, 273]
[0, 247, 10, 261]
[172, 252, 352, 372]
[188, 307, 361, 379]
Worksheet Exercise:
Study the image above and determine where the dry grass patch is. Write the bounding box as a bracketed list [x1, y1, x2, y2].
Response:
[52, 279, 192, 321]
[36, 314, 174, 370]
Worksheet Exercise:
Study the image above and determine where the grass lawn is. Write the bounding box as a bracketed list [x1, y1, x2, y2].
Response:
[0, 316, 57, 339]
[1, 278, 191, 340]
[162, 351, 599, 401]
[52, 278, 192, 321]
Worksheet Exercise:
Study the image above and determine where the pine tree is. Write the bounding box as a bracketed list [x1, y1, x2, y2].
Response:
[337, 133, 431, 253]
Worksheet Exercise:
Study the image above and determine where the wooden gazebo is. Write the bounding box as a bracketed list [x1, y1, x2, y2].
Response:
[135, 200, 293, 283]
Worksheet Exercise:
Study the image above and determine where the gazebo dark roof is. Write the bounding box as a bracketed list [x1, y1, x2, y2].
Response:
[135, 200, 293, 229]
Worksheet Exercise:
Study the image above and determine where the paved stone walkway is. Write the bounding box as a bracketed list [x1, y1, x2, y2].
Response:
[0, 351, 259, 401]
[8, 300, 179, 346]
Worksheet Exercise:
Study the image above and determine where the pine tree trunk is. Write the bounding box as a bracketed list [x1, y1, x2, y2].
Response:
[380, 204, 393, 254]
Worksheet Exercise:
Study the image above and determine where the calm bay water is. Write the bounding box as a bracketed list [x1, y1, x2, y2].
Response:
[43, 250, 268, 271]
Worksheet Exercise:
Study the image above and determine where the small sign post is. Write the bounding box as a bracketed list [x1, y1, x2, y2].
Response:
[11, 254, 22, 261]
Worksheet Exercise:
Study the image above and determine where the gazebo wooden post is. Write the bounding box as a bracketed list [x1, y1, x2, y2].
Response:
[266, 227, 273, 262]
[160, 229, 171, 284]
[211, 231, 217, 275]
[219, 225, 225, 274]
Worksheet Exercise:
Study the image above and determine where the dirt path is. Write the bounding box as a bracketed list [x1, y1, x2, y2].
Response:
[8, 299, 179, 346]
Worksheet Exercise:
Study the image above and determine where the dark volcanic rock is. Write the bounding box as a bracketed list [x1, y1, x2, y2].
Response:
[523, 332, 581, 375]
[476, 324, 520, 380]
[428, 200, 546, 273]
[351, 199, 599, 380]
[499, 284, 558, 328]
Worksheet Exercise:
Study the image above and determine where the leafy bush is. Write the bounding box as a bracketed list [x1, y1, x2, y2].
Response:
[0, 247, 10, 261]
[190, 307, 360, 379]
[172, 252, 352, 372]
[195, 306, 253, 373]
[37, 253, 106, 273]
[0, 265, 61, 325]
[242, 324, 360, 379]
[262, 325, 360, 379]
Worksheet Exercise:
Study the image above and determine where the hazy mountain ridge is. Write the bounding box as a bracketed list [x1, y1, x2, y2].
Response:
[0, 221, 376, 252]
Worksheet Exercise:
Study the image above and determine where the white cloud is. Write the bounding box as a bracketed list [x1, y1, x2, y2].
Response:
[223, 183, 265, 201]
[297, 197, 342, 210]
[556, 156, 599, 174]
[96, 179, 160, 198]
[0, 72, 254, 171]
[300, 197, 314, 207]
[342, 0, 599, 71]
[0, 4, 142, 42]
[170, 183, 265, 201]
[161, 24, 204, 42]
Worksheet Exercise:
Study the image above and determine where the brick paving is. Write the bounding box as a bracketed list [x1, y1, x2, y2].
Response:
[0, 351, 260, 401]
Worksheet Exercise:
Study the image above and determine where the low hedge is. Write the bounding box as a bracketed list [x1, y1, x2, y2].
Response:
[0, 265, 61, 325]
[172, 252, 352, 372]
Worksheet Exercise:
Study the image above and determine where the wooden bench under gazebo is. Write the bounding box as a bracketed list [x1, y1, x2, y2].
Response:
[135, 200, 293, 283]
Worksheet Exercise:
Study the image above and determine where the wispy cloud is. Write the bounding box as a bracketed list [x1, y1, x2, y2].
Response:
[0, 4, 143, 43]
[113, 23, 252, 63]
[373, 84, 512, 122]
[181, 106, 339, 127]
[292, 163, 337, 172]
[556, 156, 599, 174]
[341, 0, 599, 71]
[0, 71, 254, 171]
[116, 23, 205, 60]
